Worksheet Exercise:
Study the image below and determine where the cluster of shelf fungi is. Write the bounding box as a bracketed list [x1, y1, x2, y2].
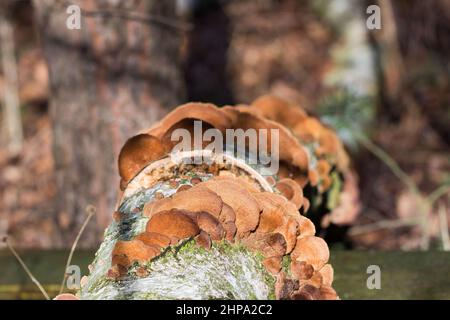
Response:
[58, 95, 360, 300]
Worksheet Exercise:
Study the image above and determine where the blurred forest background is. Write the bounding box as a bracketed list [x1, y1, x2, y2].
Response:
[0, 0, 449, 251]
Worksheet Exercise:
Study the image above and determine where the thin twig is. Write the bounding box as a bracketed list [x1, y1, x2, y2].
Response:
[353, 131, 433, 249]
[354, 132, 419, 196]
[428, 184, 450, 205]
[3, 237, 50, 300]
[348, 216, 420, 236]
[58, 205, 96, 295]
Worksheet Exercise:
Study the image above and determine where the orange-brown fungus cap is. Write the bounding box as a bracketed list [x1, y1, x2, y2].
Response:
[201, 178, 261, 236]
[291, 236, 330, 271]
[275, 178, 303, 210]
[112, 239, 161, 267]
[135, 232, 171, 248]
[146, 209, 200, 240]
[147, 102, 233, 138]
[118, 134, 167, 187]
[143, 185, 223, 219]
[250, 95, 307, 129]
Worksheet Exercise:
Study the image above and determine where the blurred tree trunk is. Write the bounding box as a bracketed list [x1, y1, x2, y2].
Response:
[370, 0, 450, 132]
[0, 3, 24, 155]
[33, 0, 185, 247]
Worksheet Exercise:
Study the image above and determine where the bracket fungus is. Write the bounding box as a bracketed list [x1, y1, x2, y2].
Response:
[249, 95, 360, 230]
[78, 98, 353, 300]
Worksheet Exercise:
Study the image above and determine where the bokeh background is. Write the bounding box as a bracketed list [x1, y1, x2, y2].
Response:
[0, 0, 449, 299]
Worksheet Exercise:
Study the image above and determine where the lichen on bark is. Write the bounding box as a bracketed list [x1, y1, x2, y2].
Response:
[81, 238, 276, 300]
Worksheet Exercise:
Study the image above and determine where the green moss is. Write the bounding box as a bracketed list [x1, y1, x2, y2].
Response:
[81, 238, 277, 300]
[87, 275, 113, 294]
[326, 171, 342, 210]
[281, 255, 292, 276]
